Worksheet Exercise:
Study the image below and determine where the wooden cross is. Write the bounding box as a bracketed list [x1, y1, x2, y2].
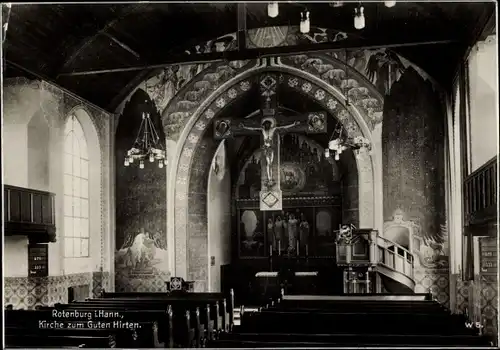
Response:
[213, 73, 328, 210]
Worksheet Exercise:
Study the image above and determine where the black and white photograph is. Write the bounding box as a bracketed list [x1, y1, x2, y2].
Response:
[1, 1, 498, 348]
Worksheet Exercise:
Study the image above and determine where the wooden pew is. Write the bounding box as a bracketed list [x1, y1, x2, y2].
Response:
[65, 299, 205, 347]
[240, 310, 471, 335]
[5, 309, 164, 348]
[215, 332, 490, 346]
[87, 294, 229, 337]
[100, 290, 234, 331]
[43, 302, 185, 347]
[5, 334, 116, 348]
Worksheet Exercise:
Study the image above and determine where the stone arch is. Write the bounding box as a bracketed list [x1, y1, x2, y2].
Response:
[168, 61, 379, 282]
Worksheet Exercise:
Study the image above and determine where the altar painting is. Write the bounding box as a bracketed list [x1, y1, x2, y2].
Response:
[239, 209, 265, 257]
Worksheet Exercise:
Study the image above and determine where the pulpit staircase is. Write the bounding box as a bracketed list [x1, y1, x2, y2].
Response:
[336, 228, 416, 294]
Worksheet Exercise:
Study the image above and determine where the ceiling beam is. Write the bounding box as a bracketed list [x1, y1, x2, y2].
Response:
[101, 32, 141, 59]
[237, 3, 247, 51]
[58, 37, 458, 77]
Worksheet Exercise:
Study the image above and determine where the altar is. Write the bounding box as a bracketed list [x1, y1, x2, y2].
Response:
[255, 270, 319, 297]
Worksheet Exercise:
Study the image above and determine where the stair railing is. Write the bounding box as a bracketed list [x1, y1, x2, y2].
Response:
[377, 236, 414, 279]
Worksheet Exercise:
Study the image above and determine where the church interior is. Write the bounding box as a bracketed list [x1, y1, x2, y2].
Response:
[2, 2, 498, 348]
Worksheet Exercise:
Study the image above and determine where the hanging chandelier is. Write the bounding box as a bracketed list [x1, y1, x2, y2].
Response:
[324, 122, 371, 161]
[124, 112, 167, 169]
[384, 1, 396, 8]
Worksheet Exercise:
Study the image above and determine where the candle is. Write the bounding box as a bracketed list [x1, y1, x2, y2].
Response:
[296, 241, 299, 255]
[306, 244, 309, 256]
[278, 240, 281, 254]
[270, 245, 273, 257]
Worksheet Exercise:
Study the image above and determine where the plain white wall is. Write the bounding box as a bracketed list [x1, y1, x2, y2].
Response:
[3, 80, 105, 278]
[207, 140, 232, 292]
[467, 35, 498, 172]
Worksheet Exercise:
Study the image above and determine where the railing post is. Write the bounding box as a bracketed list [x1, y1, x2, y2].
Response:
[369, 230, 377, 265]
[365, 268, 371, 294]
[345, 244, 352, 264]
[343, 270, 348, 294]
[229, 288, 234, 330]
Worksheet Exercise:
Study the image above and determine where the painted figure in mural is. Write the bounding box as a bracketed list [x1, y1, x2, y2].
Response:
[239, 118, 300, 185]
[365, 50, 405, 94]
[274, 216, 284, 250]
[117, 228, 168, 271]
[282, 214, 289, 249]
[288, 213, 299, 252]
[299, 213, 310, 247]
[267, 218, 277, 251]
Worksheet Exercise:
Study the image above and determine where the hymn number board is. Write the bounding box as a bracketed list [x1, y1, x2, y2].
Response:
[28, 243, 49, 277]
[480, 237, 497, 275]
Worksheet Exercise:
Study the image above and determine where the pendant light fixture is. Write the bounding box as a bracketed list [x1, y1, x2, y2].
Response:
[300, 9, 310, 34]
[267, 2, 279, 18]
[384, 1, 396, 8]
[354, 4, 365, 30]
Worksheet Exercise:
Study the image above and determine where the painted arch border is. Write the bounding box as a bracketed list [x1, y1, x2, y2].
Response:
[168, 61, 381, 279]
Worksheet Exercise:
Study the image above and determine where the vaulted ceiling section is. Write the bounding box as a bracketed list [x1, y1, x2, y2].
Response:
[3, 2, 496, 112]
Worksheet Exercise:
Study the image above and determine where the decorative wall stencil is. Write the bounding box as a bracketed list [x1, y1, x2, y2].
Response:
[182, 26, 348, 53]
[414, 269, 450, 308]
[114, 270, 171, 293]
[4, 272, 110, 309]
[307, 112, 327, 132]
[213, 119, 233, 140]
[145, 64, 208, 113]
[280, 54, 383, 129]
[162, 61, 253, 140]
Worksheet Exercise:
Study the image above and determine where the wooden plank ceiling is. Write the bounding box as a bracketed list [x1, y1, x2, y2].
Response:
[3, 2, 495, 112]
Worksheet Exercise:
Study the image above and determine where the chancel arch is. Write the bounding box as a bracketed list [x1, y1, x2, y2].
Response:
[169, 62, 378, 290]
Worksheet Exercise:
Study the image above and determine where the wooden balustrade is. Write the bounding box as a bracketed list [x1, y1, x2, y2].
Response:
[464, 156, 498, 227]
[4, 185, 56, 243]
[377, 236, 414, 278]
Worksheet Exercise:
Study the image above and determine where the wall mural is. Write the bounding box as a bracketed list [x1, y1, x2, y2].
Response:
[382, 66, 448, 304]
[236, 134, 340, 199]
[182, 25, 349, 54]
[115, 228, 168, 273]
[115, 89, 169, 289]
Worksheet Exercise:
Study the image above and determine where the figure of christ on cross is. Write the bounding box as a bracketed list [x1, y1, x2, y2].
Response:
[239, 117, 300, 186]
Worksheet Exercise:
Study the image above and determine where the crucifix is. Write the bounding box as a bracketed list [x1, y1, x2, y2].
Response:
[213, 73, 328, 210]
